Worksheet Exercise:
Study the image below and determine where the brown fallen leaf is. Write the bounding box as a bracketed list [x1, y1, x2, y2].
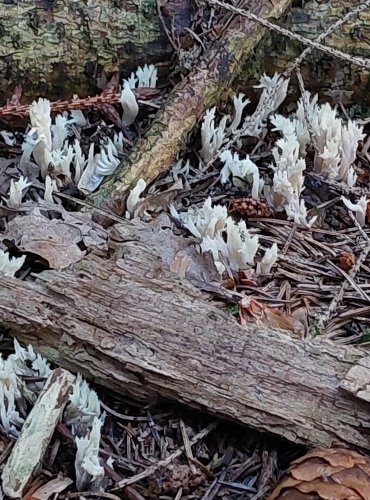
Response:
[239, 297, 305, 338]
[135, 179, 184, 217]
[30, 476, 73, 500]
[3, 210, 85, 270]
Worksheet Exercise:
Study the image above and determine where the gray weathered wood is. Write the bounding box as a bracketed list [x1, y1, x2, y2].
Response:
[0, 223, 370, 451]
[2, 369, 75, 498]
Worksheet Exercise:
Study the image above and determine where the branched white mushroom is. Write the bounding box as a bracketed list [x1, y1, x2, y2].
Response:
[75, 417, 105, 491]
[200, 108, 228, 163]
[64, 374, 101, 435]
[126, 178, 147, 219]
[120, 82, 139, 126]
[0, 250, 26, 277]
[226, 94, 250, 136]
[257, 243, 279, 274]
[4, 176, 32, 209]
[341, 195, 369, 226]
[220, 150, 263, 199]
[126, 64, 158, 89]
[28, 98, 53, 178]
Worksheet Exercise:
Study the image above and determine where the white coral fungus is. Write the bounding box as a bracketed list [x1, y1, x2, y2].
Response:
[120, 82, 139, 126]
[220, 150, 263, 200]
[173, 198, 277, 275]
[75, 417, 105, 491]
[341, 195, 369, 226]
[0, 250, 26, 277]
[126, 178, 147, 219]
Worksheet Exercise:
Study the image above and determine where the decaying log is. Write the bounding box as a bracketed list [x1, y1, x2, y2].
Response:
[1, 222, 370, 452]
[0, 0, 172, 101]
[1, 369, 75, 498]
[89, 0, 293, 224]
[1, 1, 369, 101]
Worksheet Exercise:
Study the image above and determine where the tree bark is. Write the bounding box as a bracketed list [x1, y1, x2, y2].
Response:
[2, 222, 370, 452]
[1, 1, 369, 101]
[0, 0, 171, 101]
[248, 0, 370, 106]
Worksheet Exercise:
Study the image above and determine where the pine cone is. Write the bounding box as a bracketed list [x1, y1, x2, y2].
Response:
[229, 197, 273, 218]
[269, 448, 370, 500]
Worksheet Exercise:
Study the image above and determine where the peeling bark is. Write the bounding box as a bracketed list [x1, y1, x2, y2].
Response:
[1, 223, 370, 451]
[1, 369, 75, 498]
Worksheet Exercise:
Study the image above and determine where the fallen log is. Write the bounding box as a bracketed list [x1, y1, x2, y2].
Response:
[0, 0, 173, 101]
[1, 222, 370, 452]
[1, 1, 369, 101]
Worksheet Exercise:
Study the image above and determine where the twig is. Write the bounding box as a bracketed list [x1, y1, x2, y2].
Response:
[179, 419, 197, 475]
[206, 0, 370, 69]
[0, 88, 158, 118]
[111, 422, 217, 490]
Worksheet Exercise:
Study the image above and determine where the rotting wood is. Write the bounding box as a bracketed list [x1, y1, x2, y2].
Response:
[89, 0, 294, 226]
[1, 223, 370, 452]
[2, 1, 370, 102]
[0, 0, 172, 101]
[1, 369, 75, 498]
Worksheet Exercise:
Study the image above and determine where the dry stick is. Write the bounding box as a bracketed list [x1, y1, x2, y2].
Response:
[111, 423, 217, 491]
[179, 419, 197, 475]
[207, 0, 370, 70]
[319, 212, 370, 330]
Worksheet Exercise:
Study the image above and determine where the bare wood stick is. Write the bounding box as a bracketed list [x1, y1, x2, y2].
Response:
[1, 369, 75, 498]
[179, 419, 198, 475]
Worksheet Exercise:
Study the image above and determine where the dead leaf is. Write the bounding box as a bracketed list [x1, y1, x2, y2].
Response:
[3, 210, 85, 270]
[239, 297, 305, 337]
[136, 180, 184, 217]
[30, 476, 73, 500]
